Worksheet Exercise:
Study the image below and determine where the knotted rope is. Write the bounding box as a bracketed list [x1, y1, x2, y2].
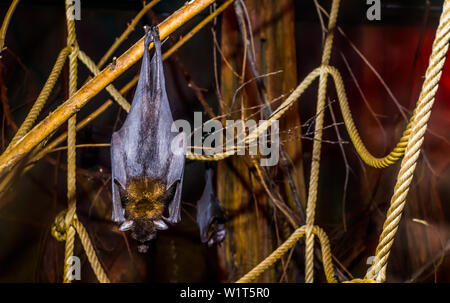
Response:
[49, 0, 110, 284]
[51, 210, 110, 283]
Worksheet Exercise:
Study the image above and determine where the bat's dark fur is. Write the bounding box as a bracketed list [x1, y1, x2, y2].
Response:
[196, 168, 227, 246]
[110, 26, 185, 253]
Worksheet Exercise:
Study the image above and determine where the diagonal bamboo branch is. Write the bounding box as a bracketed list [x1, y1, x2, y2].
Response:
[0, 0, 217, 179]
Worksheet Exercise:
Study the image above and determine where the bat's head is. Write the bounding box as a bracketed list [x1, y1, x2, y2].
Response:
[114, 176, 178, 252]
[205, 216, 227, 247]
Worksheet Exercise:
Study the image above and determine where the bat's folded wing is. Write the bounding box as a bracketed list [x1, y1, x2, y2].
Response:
[111, 132, 127, 223]
[164, 131, 186, 224]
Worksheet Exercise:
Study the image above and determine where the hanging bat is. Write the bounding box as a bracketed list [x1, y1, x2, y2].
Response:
[110, 26, 186, 253]
[196, 168, 227, 246]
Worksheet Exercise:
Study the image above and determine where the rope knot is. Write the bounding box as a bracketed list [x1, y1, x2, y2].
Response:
[305, 224, 314, 237]
[51, 210, 72, 241]
[69, 43, 79, 56]
[319, 64, 331, 75]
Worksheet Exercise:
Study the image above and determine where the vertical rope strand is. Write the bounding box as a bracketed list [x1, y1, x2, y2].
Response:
[72, 219, 110, 283]
[305, 0, 341, 283]
[367, 0, 450, 282]
[63, 0, 78, 283]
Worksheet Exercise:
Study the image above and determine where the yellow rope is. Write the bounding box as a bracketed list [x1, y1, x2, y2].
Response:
[236, 225, 337, 283]
[5, 0, 446, 283]
[186, 64, 414, 170]
[234, 0, 449, 283]
[63, 0, 78, 283]
[6, 46, 71, 152]
[78, 49, 131, 112]
[72, 219, 110, 283]
[366, 0, 450, 282]
[0, 0, 20, 54]
[51, 211, 110, 283]
[63, 222, 76, 283]
[53, 0, 110, 284]
[327, 66, 412, 168]
[250, 64, 413, 169]
[304, 0, 341, 283]
[186, 19, 415, 170]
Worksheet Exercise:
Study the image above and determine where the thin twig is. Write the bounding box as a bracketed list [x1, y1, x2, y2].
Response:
[328, 99, 351, 232]
[97, 0, 160, 68]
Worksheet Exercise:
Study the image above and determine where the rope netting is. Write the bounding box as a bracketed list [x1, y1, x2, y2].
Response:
[1, 0, 449, 283]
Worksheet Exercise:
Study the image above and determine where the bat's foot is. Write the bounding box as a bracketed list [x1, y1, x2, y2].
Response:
[150, 25, 160, 41]
[143, 25, 161, 49]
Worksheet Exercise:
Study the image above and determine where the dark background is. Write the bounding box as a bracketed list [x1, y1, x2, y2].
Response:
[0, 0, 449, 282]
